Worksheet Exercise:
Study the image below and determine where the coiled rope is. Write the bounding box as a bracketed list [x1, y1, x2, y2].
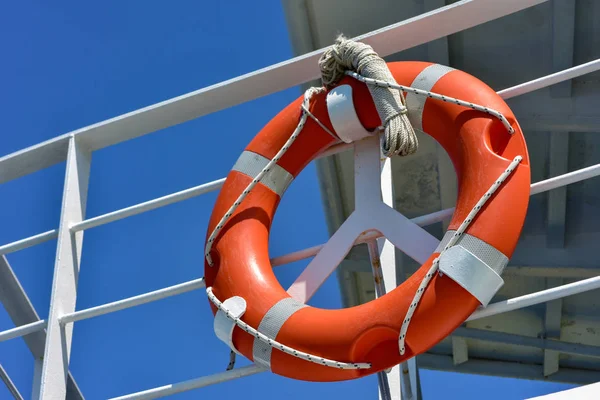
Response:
[320, 35, 418, 157]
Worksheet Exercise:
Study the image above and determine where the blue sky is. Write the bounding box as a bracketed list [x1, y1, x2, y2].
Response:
[0, 1, 577, 399]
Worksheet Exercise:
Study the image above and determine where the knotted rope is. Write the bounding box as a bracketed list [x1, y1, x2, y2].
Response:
[319, 35, 418, 157]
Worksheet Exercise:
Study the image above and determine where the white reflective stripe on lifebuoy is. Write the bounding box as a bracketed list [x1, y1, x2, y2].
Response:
[252, 297, 307, 370]
[435, 230, 508, 306]
[406, 64, 455, 132]
[326, 84, 373, 143]
[214, 296, 247, 355]
[438, 246, 504, 307]
[435, 230, 509, 275]
[232, 151, 294, 196]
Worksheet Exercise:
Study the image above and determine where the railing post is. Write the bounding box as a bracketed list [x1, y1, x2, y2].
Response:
[38, 136, 91, 399]
[32, 358, 42, 399]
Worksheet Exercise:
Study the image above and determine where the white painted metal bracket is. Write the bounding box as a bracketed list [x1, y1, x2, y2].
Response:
[326, 85, 374, 143]
[438, 246, 504, 306]
[214, 296, 247, 354]
[287, 86, 440, 304]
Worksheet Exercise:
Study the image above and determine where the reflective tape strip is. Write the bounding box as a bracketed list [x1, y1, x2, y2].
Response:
[406, 64, 455, 132]
[232, 151, 294, 196]
[252, 297, 307, 370]
[214, 296, 247, 355]
[326, 84, 372, 143]
[438, 245, 504, 306]
[435, 230, 508, 275]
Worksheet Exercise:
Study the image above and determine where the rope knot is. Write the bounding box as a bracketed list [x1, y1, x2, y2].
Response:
[318, 35, 418, 157]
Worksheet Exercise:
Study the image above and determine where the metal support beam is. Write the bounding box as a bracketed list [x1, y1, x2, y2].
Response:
[547, 132, 570, 247]
[369, 152, 405, 400]
[0, 257, 83, 399]
[32, 358, 43, 400]
[452, 337, 469, 365]
[550, 0, 576, 98]
[543, 278, 564, 376]
[418, 353, 598, 385]
[0, 364, 23, 400]
[39, 136, 91, 399]
[424, 0, 450, 65]
[0, 258, 45, 354]
[453, 326, 599, 358]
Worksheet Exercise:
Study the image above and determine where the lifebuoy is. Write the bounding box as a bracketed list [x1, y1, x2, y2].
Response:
[204, 61, 530, 382]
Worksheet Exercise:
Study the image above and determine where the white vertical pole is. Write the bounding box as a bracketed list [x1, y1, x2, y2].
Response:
[38, 136, 91, 399]
[32, 358, 42, 399]
[377, 154, 402, 400]
[376, 153, 404, 400]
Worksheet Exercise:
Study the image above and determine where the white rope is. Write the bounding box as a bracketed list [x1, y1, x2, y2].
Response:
[205, 87, 334, 266]
[398, 156, 523, 355]
[206, 287, 372, 370]
[346, 71, 515, 134]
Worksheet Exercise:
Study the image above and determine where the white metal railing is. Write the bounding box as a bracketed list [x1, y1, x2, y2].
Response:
[1, 0, 600, 399]
[0, 320, 47, 343]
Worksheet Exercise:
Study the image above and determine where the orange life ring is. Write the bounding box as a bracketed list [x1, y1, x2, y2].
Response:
[204, 61, 530, 381]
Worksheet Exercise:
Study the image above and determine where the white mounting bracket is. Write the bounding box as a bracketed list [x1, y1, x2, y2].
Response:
[214, 296, 247, 354]
[287, 84, 440, 304]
